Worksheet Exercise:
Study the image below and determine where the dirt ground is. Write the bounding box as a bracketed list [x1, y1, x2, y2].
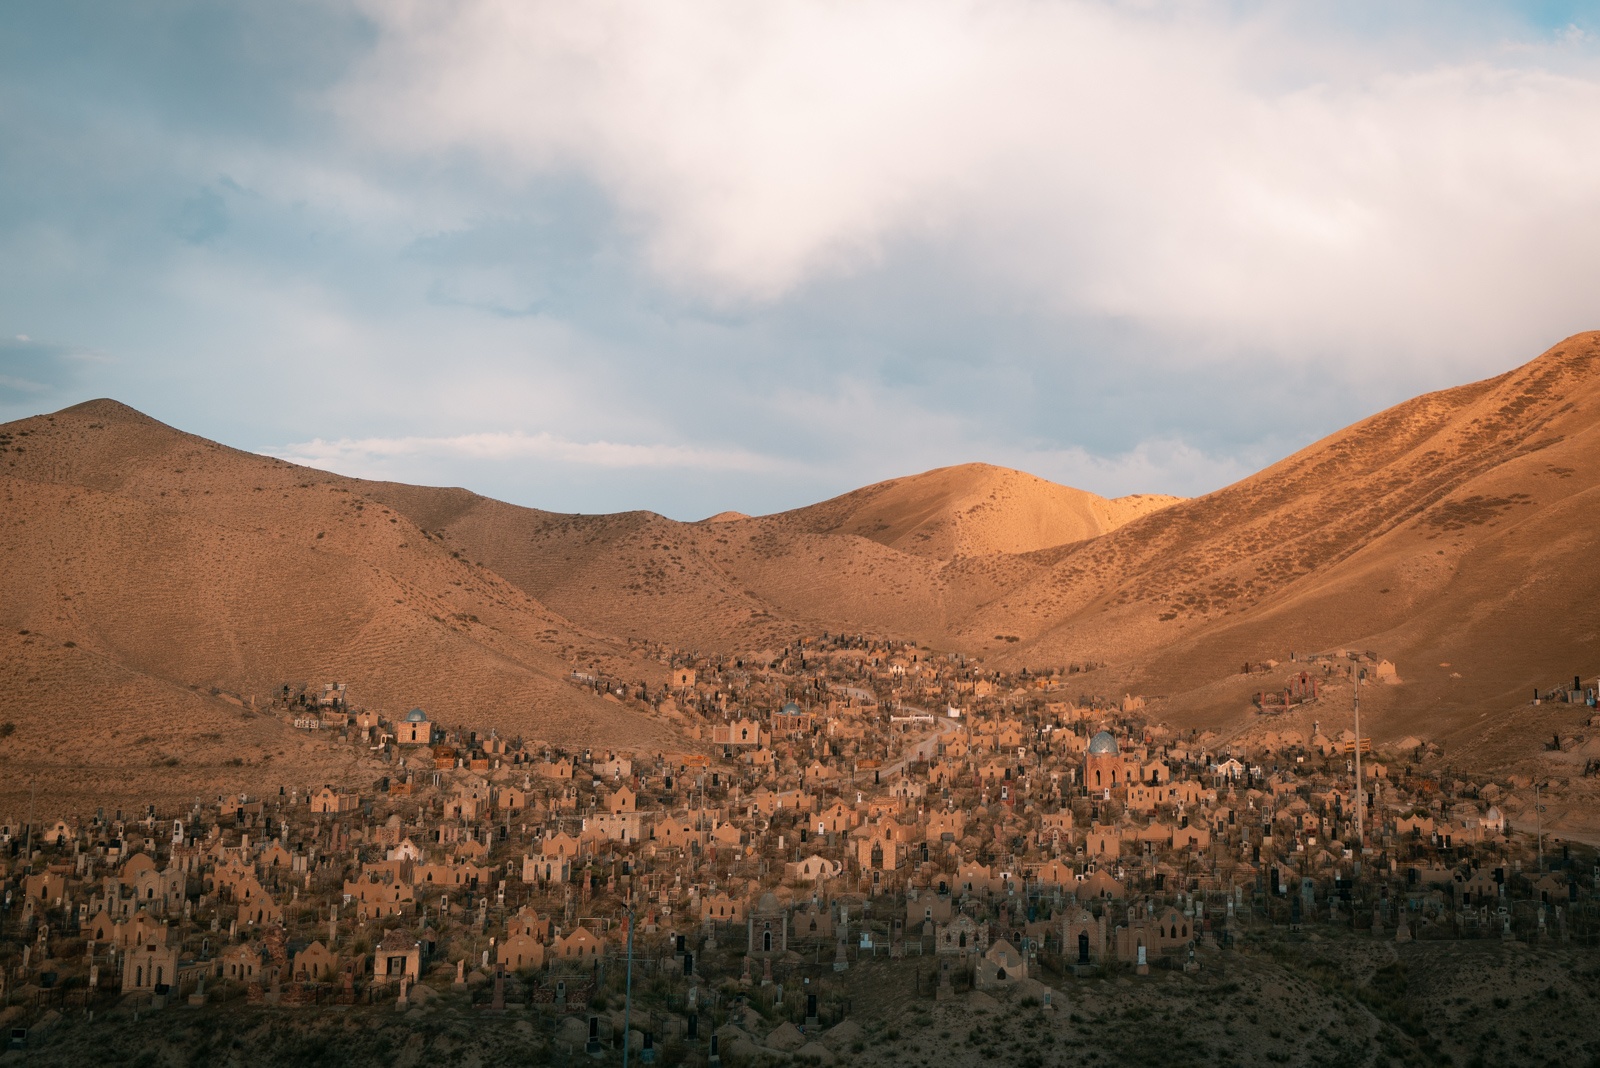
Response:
[8, 930, 1600, 1067]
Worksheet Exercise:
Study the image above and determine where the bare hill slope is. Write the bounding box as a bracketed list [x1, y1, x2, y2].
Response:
[367, 322, 1600, 743]
[976, 332, 1600, 742]
[5, 331, 1596, 774]
[363, 463, 1178, 649]
[763, 462, 1178, 558]
[0, 401, 663, 765]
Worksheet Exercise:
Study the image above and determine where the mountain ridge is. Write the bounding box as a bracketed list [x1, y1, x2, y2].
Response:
[0, 402, 667, 785]
[3, 331, 1597, 775]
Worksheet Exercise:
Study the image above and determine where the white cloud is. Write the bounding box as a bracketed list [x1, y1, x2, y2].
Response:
[265, 429, 779, 474]
[16, 2, 1596, 519]
[1001, 437, 1260, 501]
[336, 0, 1600, 372]
[678, 369, 1255, 499]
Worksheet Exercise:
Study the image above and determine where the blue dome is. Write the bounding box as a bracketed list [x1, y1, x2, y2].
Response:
[780, 701, 802, 716]
[404, 707, 430, 723]
[1087, 731, 1119, 756]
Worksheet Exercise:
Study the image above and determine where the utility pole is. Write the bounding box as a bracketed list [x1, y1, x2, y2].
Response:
[23, 777, 37, 859]
[1352, 675, 1364, 845]
[1535, 782, 1545, 871]
[621, 905, 635, 1068]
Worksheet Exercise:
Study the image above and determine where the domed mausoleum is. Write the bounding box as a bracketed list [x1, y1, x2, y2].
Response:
[1085, 730, 1123, 790]
[399, 707, 433, 746]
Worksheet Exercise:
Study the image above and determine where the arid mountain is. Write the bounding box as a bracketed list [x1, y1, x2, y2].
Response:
[967, 332, 1600, 751]
[0, 400, 666, 792]
[367, 333, 1600, 756]
[3, 331, 1596, 781]
[761, 463, 1178, 559]
[357, 462, 1177, 651]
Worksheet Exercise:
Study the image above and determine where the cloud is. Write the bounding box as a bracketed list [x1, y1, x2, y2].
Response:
[336, 0, 1600, 369]
[7, 1, 1598, 521]
[265, 429, 781, 474]
[259, 421, 1246, 513]
[1004, 438, 1261, 502]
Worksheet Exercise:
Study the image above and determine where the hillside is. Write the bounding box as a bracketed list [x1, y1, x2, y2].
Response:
[3, 332, 1597, 780]
[0, 400, 666, 794]
[391, 333, 1600, 756]
[360, 463, 1177, 651]
[972, 332, 1600, 747]
[763, 463, 1178, 559]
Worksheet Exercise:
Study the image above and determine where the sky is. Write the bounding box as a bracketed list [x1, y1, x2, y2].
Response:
[3, 1, 1599, 520]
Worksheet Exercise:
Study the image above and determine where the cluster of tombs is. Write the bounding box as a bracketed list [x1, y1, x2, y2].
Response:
[1247, 648, 1401, 714]
[0, 634, 1592, 1021]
